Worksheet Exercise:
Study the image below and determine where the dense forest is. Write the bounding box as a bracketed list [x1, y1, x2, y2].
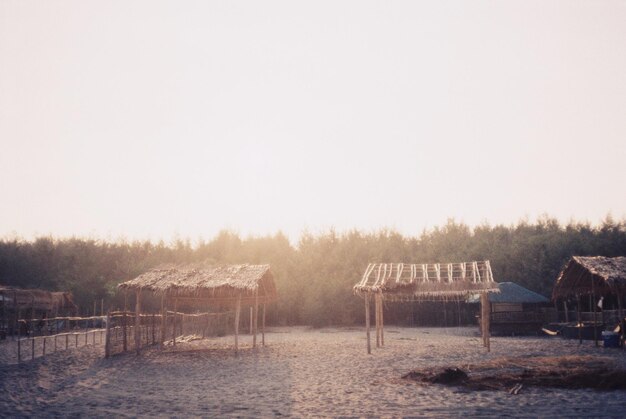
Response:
[1, 217, 625, 326]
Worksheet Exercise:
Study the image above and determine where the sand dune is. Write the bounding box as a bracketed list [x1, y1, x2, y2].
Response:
[1, 327, 625, 417]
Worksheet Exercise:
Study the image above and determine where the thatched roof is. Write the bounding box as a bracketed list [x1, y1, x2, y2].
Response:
[467, 282, 549, 304]
[552, 256, 626, 299]
[354, 261, 499, 301]
[117, 264, 277, 302]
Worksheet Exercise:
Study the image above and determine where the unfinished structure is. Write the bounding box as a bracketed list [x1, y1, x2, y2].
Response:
[354, 261, 499, 353]
[114, 263, 277, 356]
[552, 256, 626, 344]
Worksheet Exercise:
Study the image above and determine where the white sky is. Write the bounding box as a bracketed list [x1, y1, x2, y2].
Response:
[1, 0, 625, 243]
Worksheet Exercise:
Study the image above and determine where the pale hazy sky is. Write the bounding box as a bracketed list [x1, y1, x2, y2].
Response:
[1, 0, 625, 243]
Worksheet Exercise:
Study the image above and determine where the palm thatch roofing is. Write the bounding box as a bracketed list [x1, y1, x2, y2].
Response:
[552, 256, 626, 299]
[354, 261, 499, 301]
[117, 263, 277, 304]
[467, 282, 549, 304]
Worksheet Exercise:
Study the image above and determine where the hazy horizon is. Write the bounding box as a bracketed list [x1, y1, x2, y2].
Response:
[2, 1, 625, 244]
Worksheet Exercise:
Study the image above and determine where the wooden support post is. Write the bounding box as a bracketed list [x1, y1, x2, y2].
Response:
[151, 314, 155, 345]
[75, 333, 78, 347]
[65, 334, 69, 350]
[592, 279, 598, 347]
[480, 293, 491, 351]
[249, 307, 253, 335]
[135, 290, 141, 355]
[253, 288, 259, 348]
[17, 326, 21, 363]
[563, 300, 569, 323]
[54, 335, 57, 352]
[380, 293, 385, 346]
[375, 294, 380, 348]
[577, 294, 582, 344]
[618, 290, 624, 321]
[173, 298, 178, 347]
[43, 337, 46, 356]
[262, 302, 266, 346]
[105, 312, 111, 358]
[32, 337, 35, 360]
[234, 294, 242, 355]
[160, 295, 166, 349]
[365, 293, 371, 354]
[123, 292, 128, 352]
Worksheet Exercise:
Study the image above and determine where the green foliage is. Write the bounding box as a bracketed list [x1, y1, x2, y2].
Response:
[0, 218, 625, 322]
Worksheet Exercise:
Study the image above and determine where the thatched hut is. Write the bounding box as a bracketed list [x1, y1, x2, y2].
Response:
[117, 263, 277, 355]
[354, 261, 499, 353]
[552, 256, 626, 344]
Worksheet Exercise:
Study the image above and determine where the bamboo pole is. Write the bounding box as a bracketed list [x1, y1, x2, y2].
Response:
[249, 307, 253, 335]
[577, 294, 582, 344]
[160, 295, 166, 349]
[123, 293, 128, 352]
[380, 292, 385, 346]
[135, 290, 141, 355]
[262, 303, 266, 346]
[234, 294, 242, 355]
[105, 312, 111, 358]
[253, 288, 259, 348]
[592, 279, 598, 347]
[17, 324, 21, 363]
[375, 294, 380, 348]
[485, 293, 491, 352]
[365, 293, 371, 354]
[173, 298, 178, 347]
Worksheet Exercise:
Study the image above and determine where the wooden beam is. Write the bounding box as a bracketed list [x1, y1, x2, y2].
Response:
[375, 293, 380, 348]
[234, 293, 242, 355]
[262, 303, 266, 346]
[135, 290, 141, 355]
[160, 294, 166, 349]
[253, 288, 259, 348]
[365, 293, 371, 354]
[380, 293, 385, 346]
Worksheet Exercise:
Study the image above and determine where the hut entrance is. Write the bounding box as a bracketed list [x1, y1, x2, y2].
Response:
[110, 264, 277, 357]
[354, 261, 499, 353]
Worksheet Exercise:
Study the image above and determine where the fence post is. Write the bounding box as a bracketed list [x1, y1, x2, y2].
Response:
[17, 324, 21, 363]
[105, 312, 111, 358]
[31, 338, 35, 360]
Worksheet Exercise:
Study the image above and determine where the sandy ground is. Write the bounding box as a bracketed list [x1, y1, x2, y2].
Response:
[1, 326, 625, 417]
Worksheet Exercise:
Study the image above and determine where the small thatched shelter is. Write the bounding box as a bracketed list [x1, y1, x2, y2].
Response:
[354, 261, 499, 353]
[552, 256, 626, 301]
[552, 256, 626, 344]
[116, 263, 277, 355]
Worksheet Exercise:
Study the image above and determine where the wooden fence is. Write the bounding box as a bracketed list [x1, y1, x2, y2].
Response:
[3, 315, 107, 364]
[104, 310, 235, 357]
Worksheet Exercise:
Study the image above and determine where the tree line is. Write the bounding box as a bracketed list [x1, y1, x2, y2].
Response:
[1, 217, 625, 326]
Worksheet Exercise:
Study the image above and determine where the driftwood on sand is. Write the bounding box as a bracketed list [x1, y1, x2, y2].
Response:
[402, 355, 626, 392]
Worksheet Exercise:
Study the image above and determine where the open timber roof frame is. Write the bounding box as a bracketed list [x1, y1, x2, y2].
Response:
[116, 263, 277, 355]
[354, 261, 500, 354]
